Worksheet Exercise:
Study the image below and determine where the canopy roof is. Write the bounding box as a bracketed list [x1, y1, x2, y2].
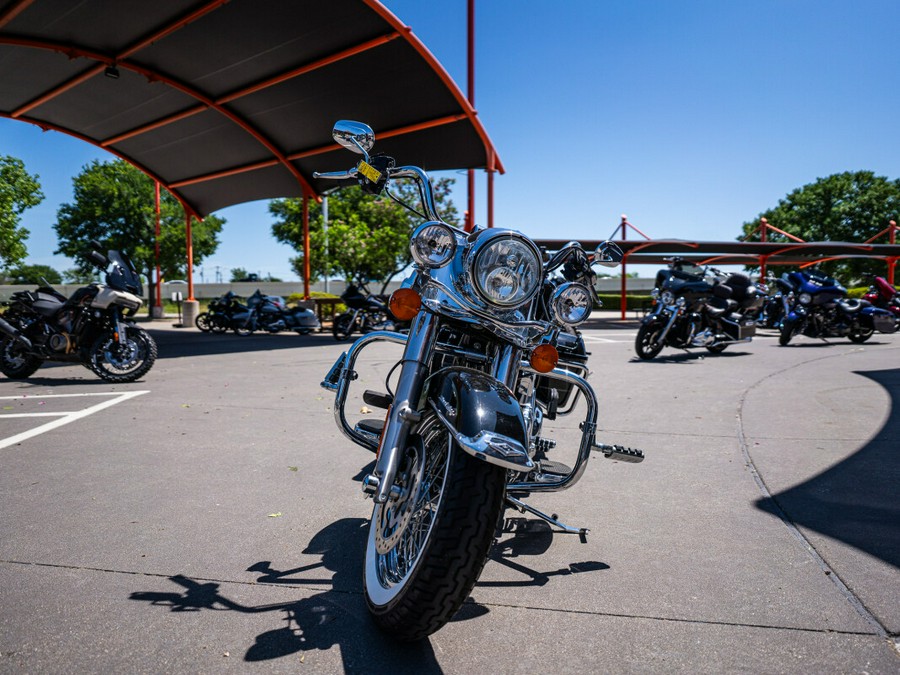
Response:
[0, 0, 502, 218]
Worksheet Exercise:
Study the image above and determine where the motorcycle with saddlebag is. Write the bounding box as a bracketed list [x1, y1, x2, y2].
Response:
[779, 268, 897, 345]
[316, 121, 644, 641]
[635, 258, 762, 359]
[332, 279, 408, 341]
[0, 242, 157, 382]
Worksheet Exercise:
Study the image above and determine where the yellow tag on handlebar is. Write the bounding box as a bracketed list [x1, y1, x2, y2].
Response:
[358, 160, 382, 184]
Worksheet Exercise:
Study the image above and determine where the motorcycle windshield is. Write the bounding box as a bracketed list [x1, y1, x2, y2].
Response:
[106, 250, 143, 295]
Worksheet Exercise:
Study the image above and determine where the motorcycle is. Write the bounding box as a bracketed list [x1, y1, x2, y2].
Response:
[0, 242, 157, 382]
[758, 272, 795, 329]
[862, 274, 900, 323]
[315, 120, 643, 641]
[635, 258, 762, 359]
[246, 289, 320, 335]
[332, 280, 408, 341]
[195, 291, 253, 334]
[779, 269, 897, 345]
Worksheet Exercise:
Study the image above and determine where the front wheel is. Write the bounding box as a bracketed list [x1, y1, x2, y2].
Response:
[87, 326, 157, 382]
[635, 322, 664, 360]
[364, 413, 506, 641]
[195, 312, 212, 332]
[848, 326, 873, 343]
[0, 337, 42, 378]
[332, 313, 355, 341]
[779, 319, 797, 346]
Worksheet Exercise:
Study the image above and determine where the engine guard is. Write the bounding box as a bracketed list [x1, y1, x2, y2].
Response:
[428, 370, 534, 473]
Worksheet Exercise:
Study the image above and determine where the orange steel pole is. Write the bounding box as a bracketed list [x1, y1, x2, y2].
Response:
[620, 214, 628, 320]
[760, 217, 767, 279]
[466, 0, 476, 232]
[890, 220, 897, 286]
[154, 182, 162, 311]
[303, 195, 311, 300]
[185, 213, 195, 301]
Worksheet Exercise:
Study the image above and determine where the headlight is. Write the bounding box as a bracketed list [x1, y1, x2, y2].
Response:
[661, 290, 675, 306]
[799, 293, 812, 305]
[549, 282, 593, 326]
[410, 221, 456, 268]
[468, 231, 542, 308]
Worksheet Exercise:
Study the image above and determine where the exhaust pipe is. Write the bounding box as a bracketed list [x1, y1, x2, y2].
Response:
[0, 316, 32, 350]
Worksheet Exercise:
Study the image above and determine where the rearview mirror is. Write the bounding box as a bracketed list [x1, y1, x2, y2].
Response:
[88, 250, 109, 268]
[332, 120, 375, 158]
[594, 241, 624, 268]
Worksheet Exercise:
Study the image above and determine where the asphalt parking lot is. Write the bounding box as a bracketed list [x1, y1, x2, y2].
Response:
[1, 317, 898, 673]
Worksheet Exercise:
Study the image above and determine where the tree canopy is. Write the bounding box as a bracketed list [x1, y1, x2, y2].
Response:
[0, 155, 43, 269]
[270, 177, 458, 289]
[740, 171, 900, 281]
[54, 160, 224, 308]
[0, 263, 62, 285]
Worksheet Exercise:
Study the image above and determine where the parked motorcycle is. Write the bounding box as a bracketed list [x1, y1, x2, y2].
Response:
[635, 258, 762, 359]
[245, 289, 320, 334]
[195, 291, 252, 334]
[758, 272, 795, 329]
[862, 274, 900, 323]
[779, 269, 897, 345]
[0, 243, 157, 382]
[332, 280, 407, 340]
[316, 120, 643, 641]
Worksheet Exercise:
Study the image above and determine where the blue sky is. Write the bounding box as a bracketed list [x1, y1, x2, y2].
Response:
[2, 0, 899, 280]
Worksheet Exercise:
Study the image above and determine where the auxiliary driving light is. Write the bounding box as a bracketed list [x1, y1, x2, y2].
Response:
[410, 221, 456, 268]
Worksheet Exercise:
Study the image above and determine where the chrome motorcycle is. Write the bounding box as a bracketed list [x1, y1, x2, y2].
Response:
[0, 243, 157, 382]
[636, 259, 761, 359]
[317, 121, 643, 641]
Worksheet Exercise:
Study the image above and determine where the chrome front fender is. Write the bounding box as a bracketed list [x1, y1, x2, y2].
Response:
[428, 369, 534, 472]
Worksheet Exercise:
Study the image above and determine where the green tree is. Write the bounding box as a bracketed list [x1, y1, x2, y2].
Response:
[0, 263, 62, 285]
[270, 178, 458, 290]
[740, 171, 900, 282]
[0, 156, 43, 268]
[54, 160, 224, 311]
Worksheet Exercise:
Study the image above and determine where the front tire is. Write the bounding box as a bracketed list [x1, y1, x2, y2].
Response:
[848, 326, 873, 343]
[779, 319, 797, 346]
[195, 312, 212, 332]
[635, 322, 664, 360]
[364, 413, 506, 641]
[0, 338, 42, 378]
[332, 313, 355, 341]
[87, 326, 157, 382]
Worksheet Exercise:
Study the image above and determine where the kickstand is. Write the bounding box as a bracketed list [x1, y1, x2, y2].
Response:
[506, 495, 588, 542]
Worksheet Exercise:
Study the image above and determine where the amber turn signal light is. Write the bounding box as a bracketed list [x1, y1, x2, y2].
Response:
[529, 344, 559, 373]
[389, 288, 422, 321]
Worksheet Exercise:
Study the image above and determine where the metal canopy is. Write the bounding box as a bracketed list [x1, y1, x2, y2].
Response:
[535, 239, 900, 267]
[0, 0, 503, 219]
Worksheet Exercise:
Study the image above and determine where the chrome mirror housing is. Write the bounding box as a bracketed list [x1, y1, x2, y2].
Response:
[594, 241, 624, 268]
[332, 120, 375, 158]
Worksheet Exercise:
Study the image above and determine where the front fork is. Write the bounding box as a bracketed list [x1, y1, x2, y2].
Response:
[651, 305, 681, 345]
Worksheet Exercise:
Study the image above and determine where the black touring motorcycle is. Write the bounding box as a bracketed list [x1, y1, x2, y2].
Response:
[0, 243, 157, 382]
[316, 121, 644, 641]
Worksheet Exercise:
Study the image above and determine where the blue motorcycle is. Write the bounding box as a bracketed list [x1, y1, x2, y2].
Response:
[779, 269, 897, 345]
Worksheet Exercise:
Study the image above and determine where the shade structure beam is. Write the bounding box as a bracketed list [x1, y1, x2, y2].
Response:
[1, 35, 317, 198]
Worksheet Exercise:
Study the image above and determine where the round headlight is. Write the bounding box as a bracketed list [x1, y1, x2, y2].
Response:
[550, 282, 593, 326]
[410, 221, 456, 268]
[469, 232, 542, 307]
[799, 292, 812, 305]
[661, 290, 675, 306]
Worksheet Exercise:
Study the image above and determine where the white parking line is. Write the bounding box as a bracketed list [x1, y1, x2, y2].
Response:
[0, 390, 149, 450]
